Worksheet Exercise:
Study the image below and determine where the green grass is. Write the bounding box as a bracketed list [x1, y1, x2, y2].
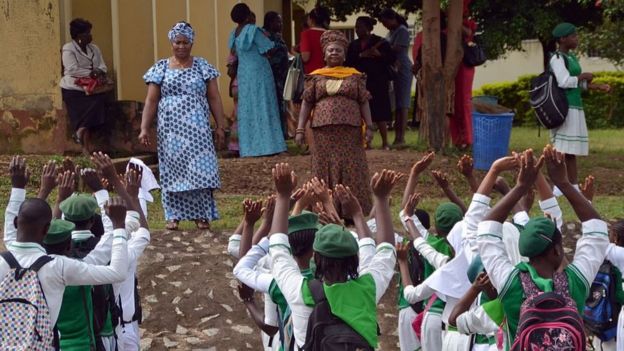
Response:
[1, 127, 624, 232]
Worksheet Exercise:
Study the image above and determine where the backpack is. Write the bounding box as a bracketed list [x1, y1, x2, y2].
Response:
[302, 279, 373, 351]
[0, 252, 56, 350]
[407, 243, 426, 313]
[529, 52, 569, 129]
[583, 261, 620, 342]
[511, 271, 586, 351]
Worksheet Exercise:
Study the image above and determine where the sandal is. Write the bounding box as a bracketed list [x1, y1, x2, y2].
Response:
[166, 220, 179, 231]
[195, 219, 210, 230]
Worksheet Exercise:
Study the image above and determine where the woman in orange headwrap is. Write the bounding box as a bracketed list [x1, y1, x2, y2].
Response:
[295, 30, 374, 215]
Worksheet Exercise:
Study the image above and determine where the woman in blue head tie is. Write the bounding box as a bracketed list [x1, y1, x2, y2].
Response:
[139, 21, 226, 231]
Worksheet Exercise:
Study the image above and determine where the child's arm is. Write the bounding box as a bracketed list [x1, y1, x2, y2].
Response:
[432, 170, 467, 213]
[252, 195, 275, 245]
[309, 177, 340, 223]
[227, 218, 245, 259]
[479, 150, 542, 292]
[5, 156, 30, 245]
[290, 184, 313, 215]
[37, 160, 57, 200]
[535, 171, 563, 230]
[449, 272, 488, 326]
[335, 185, 376, 270]
[239, 199, 263, 258]
[365, 170, 402, 303]
[233, 238, 274, 293]
[545, 146, 608, 286]
[399, 243, 435, 304]
[237, 284, 279, 337]
[457, 154, 479, 194]
[401, 152, 434, 208]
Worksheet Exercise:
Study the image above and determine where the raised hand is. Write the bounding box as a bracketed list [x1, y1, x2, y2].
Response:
[431, 170, 449, 189]
[272, 163, 297, 197]
[492, 155, 519, 173]
[411, 151, 435, 176]
[516, 149, 545, 189]
[457, 154, 474, 177]
[57, 170, 76, 202]
[243, 199, 263, 224]
[38, 160, 57, 199]
[403, 192, 422, 218]
[9, 156, 30, 189]
[334, 185, 363, 220]
[125, 169, 142, 199]
[396, 241, 410, 262]
[580, 175, 595, 202]
[371, 169, 404, 198]
[81, 168, 104, 192]
[309, 177, 331, 204]
[263, 195, 276, 223]
[105, 196, 127, 229]
[91, 152, 117, 180]
[543, 145, 569, 188]
[62, 157, 76, 174]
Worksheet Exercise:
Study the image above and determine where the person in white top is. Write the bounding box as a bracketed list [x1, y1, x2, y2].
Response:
[268, 164, 398, 349]
[60, 18, 110, 155]
[2, 156, 130, 327]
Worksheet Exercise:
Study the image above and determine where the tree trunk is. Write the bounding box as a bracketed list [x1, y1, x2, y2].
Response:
[443, 0, 464, 115]
[420, 0, 445, 150]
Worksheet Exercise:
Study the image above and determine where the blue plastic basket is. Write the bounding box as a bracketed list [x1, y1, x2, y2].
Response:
[472, 95, 499, 106]
[472, 112, 514, 170]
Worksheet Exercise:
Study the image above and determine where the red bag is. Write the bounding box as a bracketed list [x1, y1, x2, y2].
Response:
[411, 294, 437, 339]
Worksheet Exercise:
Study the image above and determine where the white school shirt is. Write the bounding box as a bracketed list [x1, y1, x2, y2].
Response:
[456, 304, 499, 337]
[234, 236, 379, 294]
[269, 233, 396, 349]
[93, 189, 150, 320]
[60, 41, 107, 91]
[2, 188, 129, 325]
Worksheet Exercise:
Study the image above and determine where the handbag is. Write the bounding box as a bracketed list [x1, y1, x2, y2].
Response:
[283, 54, 304, 102]
[463, 39, 487, 67]
[74, 76, 114, 95]
[412, 294, 437, 339]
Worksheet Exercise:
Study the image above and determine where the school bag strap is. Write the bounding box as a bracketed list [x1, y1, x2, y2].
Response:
[308, 279, 326, 304]
[1, 252, 53, 280]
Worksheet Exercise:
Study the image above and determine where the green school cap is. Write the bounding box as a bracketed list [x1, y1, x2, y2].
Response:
[519, 217, 557, 257]
[552, 22, 577, 38]
[60, 195, 98, 222]
[435, 202, 463, 234]
[288, 212, 321, 235]
[312, 224, 358, 258]
[467, 255, 485, 284]
[44, 219, 75, 245]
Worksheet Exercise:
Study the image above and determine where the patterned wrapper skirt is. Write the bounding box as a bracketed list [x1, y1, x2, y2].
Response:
[311, 125, 372, 216]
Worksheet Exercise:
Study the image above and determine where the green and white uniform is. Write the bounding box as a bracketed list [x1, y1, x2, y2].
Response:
[550, 52, 589, 156]
[478, 219, 609, 350]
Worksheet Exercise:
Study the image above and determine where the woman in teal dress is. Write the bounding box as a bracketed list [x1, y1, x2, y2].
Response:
[229, 3, 286, 157]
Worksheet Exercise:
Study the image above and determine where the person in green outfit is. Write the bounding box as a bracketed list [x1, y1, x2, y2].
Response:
[477, 146, 609, 349]
[268, 164, 399, 349]
[549, 22, 610, 195]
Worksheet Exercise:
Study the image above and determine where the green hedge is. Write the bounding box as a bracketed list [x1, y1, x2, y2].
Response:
[473, 72, 624, 128]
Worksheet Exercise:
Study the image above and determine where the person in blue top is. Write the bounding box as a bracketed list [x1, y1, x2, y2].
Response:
[229, 3, 287, 158]
[139, 21, 226, 231]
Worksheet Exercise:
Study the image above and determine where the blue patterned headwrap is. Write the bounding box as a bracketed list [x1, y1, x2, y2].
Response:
[168, 21, 194, 43]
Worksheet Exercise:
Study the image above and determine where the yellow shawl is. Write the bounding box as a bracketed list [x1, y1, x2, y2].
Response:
[310, 66, 362, 79]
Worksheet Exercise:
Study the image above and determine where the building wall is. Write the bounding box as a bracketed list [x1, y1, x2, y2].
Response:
[0, 0, 73, 153]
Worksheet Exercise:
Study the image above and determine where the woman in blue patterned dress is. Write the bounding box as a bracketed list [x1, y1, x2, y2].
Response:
[139, 22, 226, 231]
[229, 3, 287, 157]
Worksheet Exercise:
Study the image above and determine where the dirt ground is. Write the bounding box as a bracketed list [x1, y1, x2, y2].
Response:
[0, 150, 619, 350]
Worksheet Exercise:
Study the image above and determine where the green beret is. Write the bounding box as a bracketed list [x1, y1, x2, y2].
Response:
[288, 212, 320, 235]
[44, 219, 75, 245]
[552, 22, 576, 38]
[60, 195, 98, 222]
[435, 202, 463, 234]
[519, 217, 557, 257]
[313, 224, 358, 258]
[467, 255, 484, 284]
